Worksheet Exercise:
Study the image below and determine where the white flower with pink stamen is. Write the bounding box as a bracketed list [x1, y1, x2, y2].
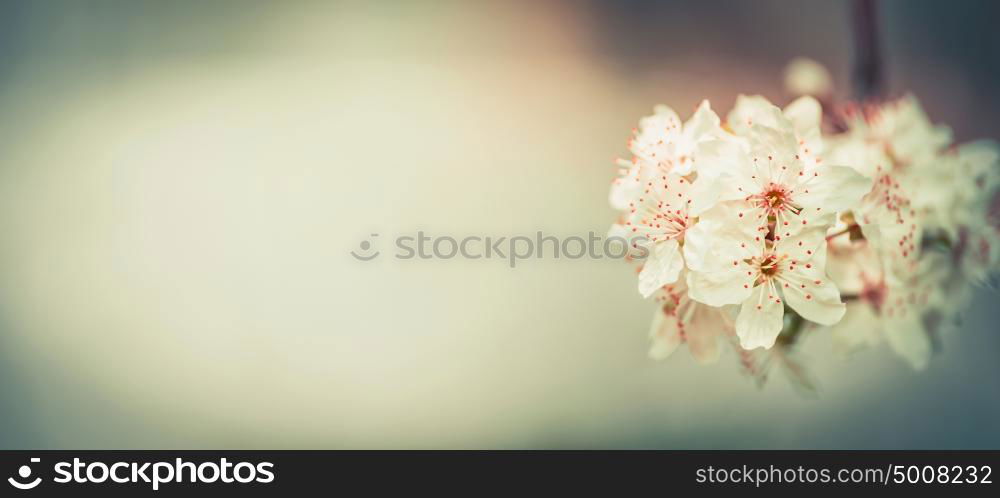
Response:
[624, 173, 695, 297]
[911, 141, 999, 238]
[608, 61, 1000, 387]
[609, 101, 724, 210]
[838, 95, 951, 169]
[684, 201, 846, 349]
[647, 275, 734, 363]
[826, 241, 934, 369]
[853, 168, 921, 275]
[690, 99, 871, 221]
[726, 94, 824, 169]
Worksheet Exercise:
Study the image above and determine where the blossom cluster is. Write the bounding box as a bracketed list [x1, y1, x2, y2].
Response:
[608, 63, 1000, 385]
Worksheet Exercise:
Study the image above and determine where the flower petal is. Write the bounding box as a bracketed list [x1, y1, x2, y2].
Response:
[783, 96, 822, 141]
[794, 164, 873, 212]
[734, 284, 784, 349]
[648, 306, 682, 360]
[727, 94, 788, 136]
[831, 301, 882, 354]
[779, 247, 846, 326]
[609, 159, 643, 211]
[686, 266, 755, 307]
[684, 304, 730, 364]
[683, 201, 766, 271]
[773, 226, 826, 263]
[695, 139, 747, 177]
[684, 99, 722, 143]
[885, 315, 931, 370]
[748, 123, 799, 166]
[638, 239, 684, 298]
[784, 95, 823, 153]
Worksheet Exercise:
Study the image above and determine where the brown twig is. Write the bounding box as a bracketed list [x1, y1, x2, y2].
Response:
[851, 0, 885, 100]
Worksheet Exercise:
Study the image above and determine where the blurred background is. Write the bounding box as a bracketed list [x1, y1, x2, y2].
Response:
[0, 0, 998, 449]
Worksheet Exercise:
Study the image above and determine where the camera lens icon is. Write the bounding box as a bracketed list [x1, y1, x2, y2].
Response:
[8, 458, 42, 490]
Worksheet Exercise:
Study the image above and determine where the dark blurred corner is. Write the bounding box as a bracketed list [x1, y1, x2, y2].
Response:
[582, 0, 1000, 139]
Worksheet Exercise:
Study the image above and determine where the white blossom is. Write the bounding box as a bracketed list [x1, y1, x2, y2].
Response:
[684, 201, 845, 349]
[609, 101, 724, 210]
[624, 173, 695, 297]
[826, 239, 933, 368]
[690, 97, 869, 218]
[647, 275, 734, 363]
[608, 66, 1000, 385]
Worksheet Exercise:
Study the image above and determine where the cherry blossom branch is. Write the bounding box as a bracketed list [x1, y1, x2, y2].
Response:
[825, 225, 853, 241]
[851, 0, 885, 100]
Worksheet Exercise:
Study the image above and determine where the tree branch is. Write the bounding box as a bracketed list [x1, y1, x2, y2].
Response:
[851, 0, 885, 100]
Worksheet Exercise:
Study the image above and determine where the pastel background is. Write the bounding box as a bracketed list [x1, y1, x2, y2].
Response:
[1, 0, 998, 448]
